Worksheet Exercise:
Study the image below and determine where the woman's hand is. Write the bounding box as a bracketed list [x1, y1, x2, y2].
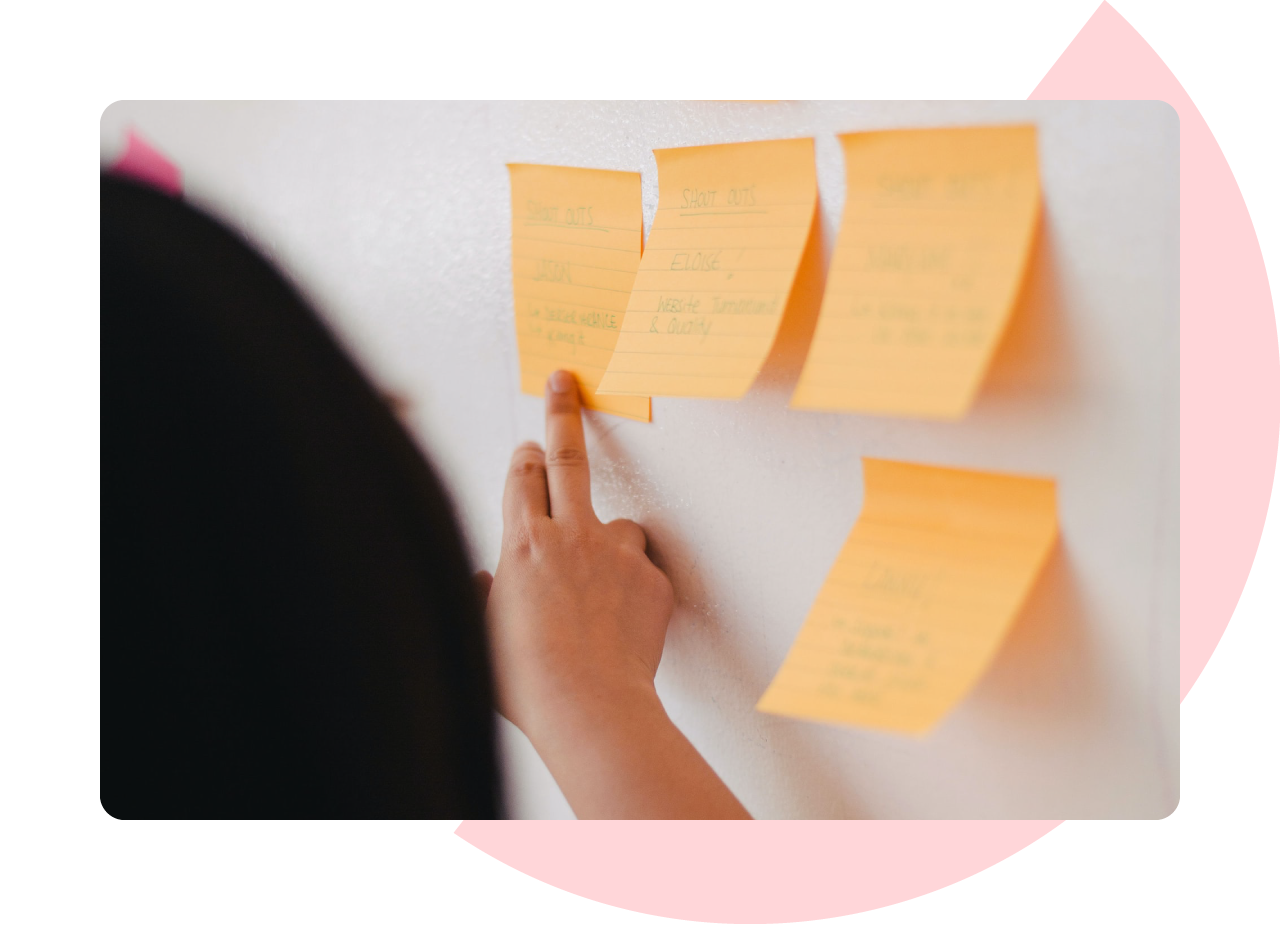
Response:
[481, 370, 674, 742]
[479, 370, 750, 820]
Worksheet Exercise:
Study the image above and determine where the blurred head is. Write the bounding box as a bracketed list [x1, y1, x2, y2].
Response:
[101, 175, 501, 819]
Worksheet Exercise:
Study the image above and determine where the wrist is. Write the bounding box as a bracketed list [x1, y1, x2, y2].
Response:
[512, 675, 751, 819]
[518, 675, 666, 756]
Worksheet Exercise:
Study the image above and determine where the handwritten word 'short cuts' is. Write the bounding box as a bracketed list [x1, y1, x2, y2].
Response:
[792, 125, 1041, 419]
[758, 459, 1057, 734]
[508, 163, 649, 421]
[596, 138, 817, 400]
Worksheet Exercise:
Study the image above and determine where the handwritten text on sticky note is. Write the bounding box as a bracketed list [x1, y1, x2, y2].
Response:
[508, 163, 650, 421]
[757, 458, 1057, 734]
[596, 138, 818, 400]
[791, 125, 1041, 419]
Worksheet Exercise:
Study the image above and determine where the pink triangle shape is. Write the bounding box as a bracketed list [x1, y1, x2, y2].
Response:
[109, 128, 182, 196]
[1033, 2, 1185, 99]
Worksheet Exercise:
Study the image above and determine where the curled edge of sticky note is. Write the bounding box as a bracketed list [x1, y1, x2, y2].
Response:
[595, 137, 819, 401]
[752, 458, 1054, 736]
[944, 187, 1043, 421]
[789, 124, 1042, 421]
[507, 162, 650, 422]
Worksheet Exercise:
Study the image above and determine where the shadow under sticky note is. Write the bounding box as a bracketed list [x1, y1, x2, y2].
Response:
[791, 125, 1041, 419]
[757, 458, 1058, 734]
[596, 137, 818, 400]
[508, 164, 650, 421]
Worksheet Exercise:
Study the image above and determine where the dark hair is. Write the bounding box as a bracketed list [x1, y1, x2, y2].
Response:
[101, 176, 501, 818]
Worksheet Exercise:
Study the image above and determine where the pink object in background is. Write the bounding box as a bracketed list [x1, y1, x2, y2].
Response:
[108, 129, 182, 196]
[458, 820, 1059, 923]
[1032, 3, 1280, 701]
[1029, 0, 1187, 101]
[450, 7, 1269, 925]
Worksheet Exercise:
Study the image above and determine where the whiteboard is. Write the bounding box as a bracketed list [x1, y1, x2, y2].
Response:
[101, 101, 1179, 819]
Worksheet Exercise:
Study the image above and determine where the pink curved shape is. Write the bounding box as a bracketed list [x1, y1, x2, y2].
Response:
[1029, 1, 1280, 716]
[465, 7, 1274, 925]
[456, 820, 1058, 923]
[1024, 0, 1192, 105]
[109, 128, 182, 196]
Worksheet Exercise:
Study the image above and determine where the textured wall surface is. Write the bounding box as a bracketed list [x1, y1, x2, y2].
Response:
[101, 101, 1179, 819]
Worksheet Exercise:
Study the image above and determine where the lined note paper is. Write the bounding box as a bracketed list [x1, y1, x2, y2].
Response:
[758, 458, 1057, 734]
[595, 138, 817, 399]
[791, 125, 1041, 418]
[508, 163, 650, 421]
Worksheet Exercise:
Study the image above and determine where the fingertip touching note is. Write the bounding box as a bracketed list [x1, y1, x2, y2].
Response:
[757, 458, 1058, 734]
[507, 164, 650, 422]
[595, 137, 818, 400]
[791, 125, 1041, 419]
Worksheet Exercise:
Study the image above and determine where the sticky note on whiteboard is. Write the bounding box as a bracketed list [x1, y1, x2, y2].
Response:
[596, 138, 818, 400]
[791, 125, 1041, 419]
[508, 163, 650, 421]
[757, 458, 1057, 734]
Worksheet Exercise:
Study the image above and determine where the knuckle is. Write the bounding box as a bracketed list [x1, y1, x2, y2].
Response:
[619, 545, 649, 573]
[504, 527, 535, 555]
[508, 446, 546, 479]
[545, 446, 588, 467]
[609, 518, 647, 549]
[509, 458, 545, 478]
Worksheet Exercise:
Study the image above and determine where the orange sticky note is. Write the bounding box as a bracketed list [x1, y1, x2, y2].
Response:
[508, 163, 650, 421]
[791, 125, 1041, 419]
[596, 138, 818, 399]
[757, 458, 1057, 734]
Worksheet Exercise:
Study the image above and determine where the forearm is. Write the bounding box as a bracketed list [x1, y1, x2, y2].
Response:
[524, 683, 751, 820]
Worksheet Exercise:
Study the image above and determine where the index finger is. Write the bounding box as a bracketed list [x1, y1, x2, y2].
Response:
[544, 370, 595, 522]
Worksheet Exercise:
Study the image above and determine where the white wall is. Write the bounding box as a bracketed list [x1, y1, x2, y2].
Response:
[101, 101, 1179, 819]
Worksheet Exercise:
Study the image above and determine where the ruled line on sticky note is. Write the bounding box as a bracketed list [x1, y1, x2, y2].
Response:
[512, 237, 638, 253]
[791, 125, 1041, 419]
[595, 138, 818, 400]
[757, 458, 1057, 735]
[507, 163, 650, 422]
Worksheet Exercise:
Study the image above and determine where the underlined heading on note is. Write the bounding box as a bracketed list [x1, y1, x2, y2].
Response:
[507, 163, 650, 421]
[791, 125, 1041, 419]
[596, 138, 818, 400]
